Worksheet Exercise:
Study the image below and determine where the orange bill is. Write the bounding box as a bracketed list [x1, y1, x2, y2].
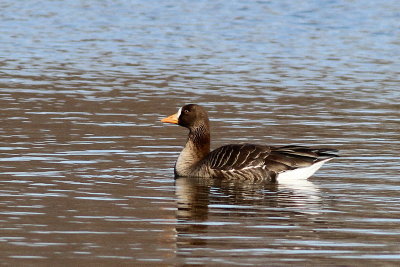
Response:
[161, 112, 179, 124]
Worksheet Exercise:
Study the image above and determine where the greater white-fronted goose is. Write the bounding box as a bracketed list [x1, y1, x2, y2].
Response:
[161, 104, 338, 181]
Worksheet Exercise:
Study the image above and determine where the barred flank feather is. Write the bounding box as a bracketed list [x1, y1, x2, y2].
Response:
[199, 144, 337, 181]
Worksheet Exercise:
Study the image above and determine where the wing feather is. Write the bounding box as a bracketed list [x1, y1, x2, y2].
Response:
[205, 144, 271, 171]
[200, 144, 337, 180]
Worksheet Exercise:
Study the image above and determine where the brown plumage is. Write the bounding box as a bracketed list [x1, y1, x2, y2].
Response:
[161, 104, 338, 181]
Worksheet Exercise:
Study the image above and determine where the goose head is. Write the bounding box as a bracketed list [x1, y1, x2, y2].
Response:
[161, 104, 209, 130]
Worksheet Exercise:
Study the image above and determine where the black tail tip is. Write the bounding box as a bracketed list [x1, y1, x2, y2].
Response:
[315, 148, 339, 157]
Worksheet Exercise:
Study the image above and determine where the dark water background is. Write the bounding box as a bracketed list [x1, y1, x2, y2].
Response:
[1, 0, 399, 266]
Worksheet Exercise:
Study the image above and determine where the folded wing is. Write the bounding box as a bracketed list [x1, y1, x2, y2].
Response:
[203, 144, 338, 180]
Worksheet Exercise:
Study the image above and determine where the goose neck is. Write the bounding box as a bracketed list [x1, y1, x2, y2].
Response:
[189, 125, 210, 155]
[175, 125, 210, 177]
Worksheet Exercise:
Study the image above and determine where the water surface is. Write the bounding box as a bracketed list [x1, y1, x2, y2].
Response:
[1, 0, 399, 266]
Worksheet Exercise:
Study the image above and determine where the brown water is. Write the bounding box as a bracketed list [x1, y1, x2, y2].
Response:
[1, 0, 399, 266]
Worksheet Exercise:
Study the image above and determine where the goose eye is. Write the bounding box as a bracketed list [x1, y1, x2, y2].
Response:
[184, 109, 189, 113]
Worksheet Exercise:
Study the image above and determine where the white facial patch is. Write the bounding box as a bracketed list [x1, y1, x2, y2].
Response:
[177, 107, 182, 119]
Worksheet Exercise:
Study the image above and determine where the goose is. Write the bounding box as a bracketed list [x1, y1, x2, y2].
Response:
[161, 104, 338, 181]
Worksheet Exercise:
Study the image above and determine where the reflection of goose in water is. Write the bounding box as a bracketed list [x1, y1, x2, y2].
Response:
[162, 104, 338, 181]
[175, 176, 323, 225]
[175, 177, 324, 251]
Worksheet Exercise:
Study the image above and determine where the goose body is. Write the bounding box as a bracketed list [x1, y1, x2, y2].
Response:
[161, 104, 338, 181]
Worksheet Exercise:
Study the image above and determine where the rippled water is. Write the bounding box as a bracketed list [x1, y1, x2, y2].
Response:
[1, 0, 399, 265]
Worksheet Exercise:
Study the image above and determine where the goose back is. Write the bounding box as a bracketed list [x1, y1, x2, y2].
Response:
[193, 144, 337, 181]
